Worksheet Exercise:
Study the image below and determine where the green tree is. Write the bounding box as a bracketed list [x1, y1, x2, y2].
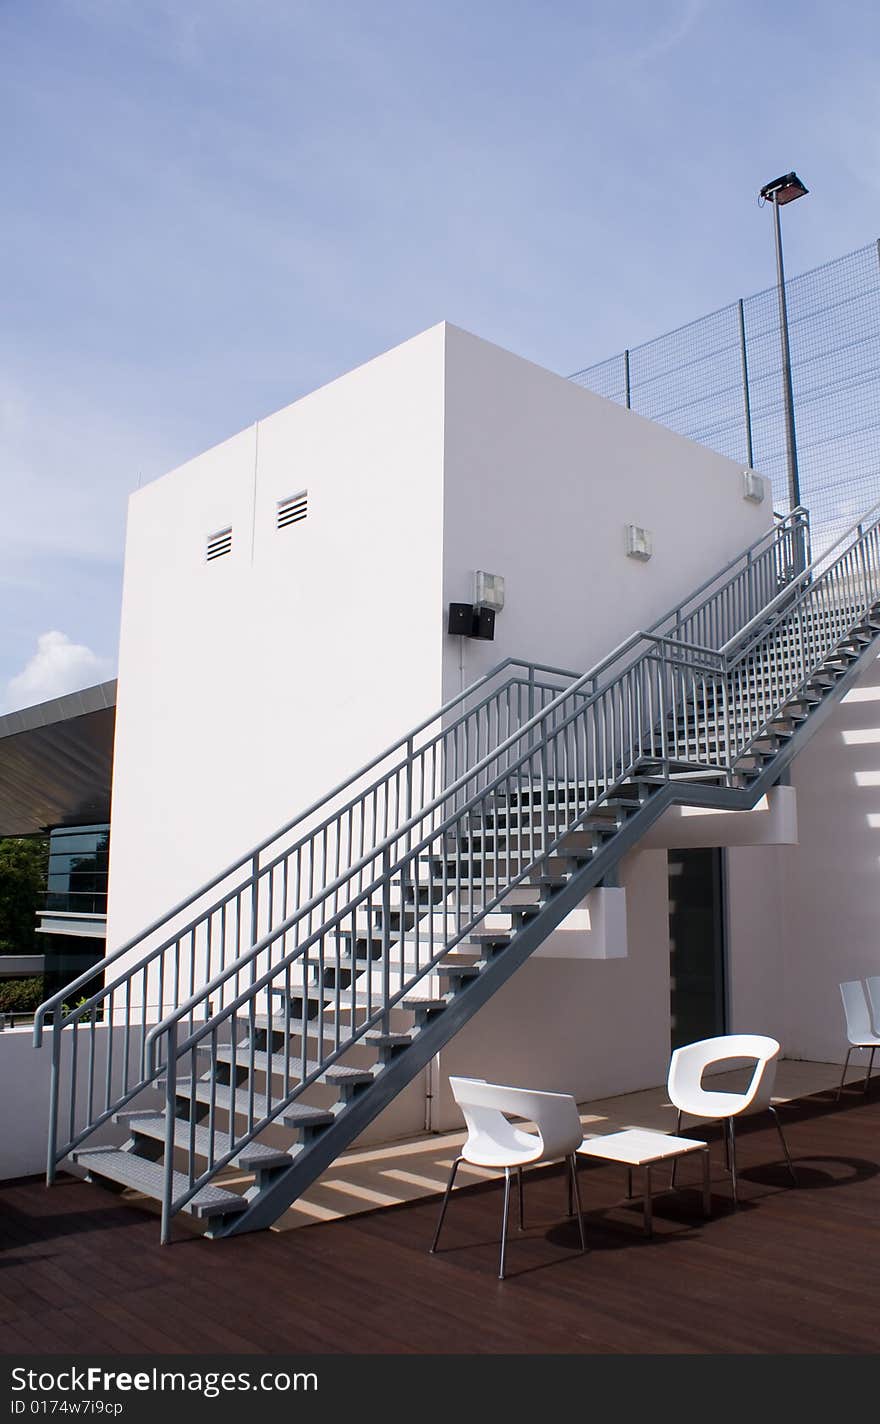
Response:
[0, 836, 49, 954]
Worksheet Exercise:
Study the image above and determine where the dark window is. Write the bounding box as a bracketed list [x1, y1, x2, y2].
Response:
[668, 848, 727, 1051]
[44, 824, 110, 916]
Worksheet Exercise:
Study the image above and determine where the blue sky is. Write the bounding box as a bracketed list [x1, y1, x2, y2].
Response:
[2, 0, 879, 707]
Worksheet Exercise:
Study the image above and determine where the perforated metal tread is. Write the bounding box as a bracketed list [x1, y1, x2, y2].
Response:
[71, 1146, 248, 1218]
[122, 1115, 295, 1171]
[210, 1044, 374, 1085]
[163, 1079, 335, 1130]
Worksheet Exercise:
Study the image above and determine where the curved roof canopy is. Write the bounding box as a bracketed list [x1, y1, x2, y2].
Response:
[0, 681, 116, 836]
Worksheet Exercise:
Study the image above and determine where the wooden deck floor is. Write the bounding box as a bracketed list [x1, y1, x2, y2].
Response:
[2, 1084, 879, 1354]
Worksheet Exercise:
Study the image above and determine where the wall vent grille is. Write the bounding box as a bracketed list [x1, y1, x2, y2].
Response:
[277, 491, 308, 530]
[206, 527, 232, 562]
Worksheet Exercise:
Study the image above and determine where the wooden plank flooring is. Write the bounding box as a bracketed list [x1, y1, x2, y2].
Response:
[2, 1085, 879, 1354]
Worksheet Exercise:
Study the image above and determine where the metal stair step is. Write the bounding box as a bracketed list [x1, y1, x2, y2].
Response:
[163, 1079, 335, 1130]
[364, 1029, 416, 1049]
[71, 1146, 248, 1220]
[211, 1043, 375, 1086]
[121, 1114, 294, 1171]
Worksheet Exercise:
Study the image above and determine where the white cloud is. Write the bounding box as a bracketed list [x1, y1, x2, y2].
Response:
[4, 632, 114, 713]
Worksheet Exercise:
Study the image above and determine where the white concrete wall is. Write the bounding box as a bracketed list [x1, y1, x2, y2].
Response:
[0, 1026, 157, 1180]
[109, 326, 447, 952]
[109, 319, 769, 968]
[689, 653, 880, 1067]
[432, 848, 672, 1127]
[105, 318, 789, 1150]
[726, 844, 787, 1041]
[780, 652, 880, 1062]
[440, 323, 771, 698]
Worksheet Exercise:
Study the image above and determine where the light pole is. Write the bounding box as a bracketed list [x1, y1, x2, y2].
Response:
[759, 171, 808, 513]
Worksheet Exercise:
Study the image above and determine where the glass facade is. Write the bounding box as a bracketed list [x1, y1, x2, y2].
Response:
[45, 823, 110, 916]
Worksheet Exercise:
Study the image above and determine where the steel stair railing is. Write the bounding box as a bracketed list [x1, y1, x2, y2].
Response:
[144, 624, 725, 1237]
[32, 508, 806, 1187]
[140, 499, 880, 1235]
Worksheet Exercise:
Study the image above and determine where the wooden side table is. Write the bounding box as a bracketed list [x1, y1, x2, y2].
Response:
[576, 1127, 711, 1236]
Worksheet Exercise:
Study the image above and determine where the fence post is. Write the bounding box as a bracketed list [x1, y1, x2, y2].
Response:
[737, 298, 754, 469]
[624, 349, 632, 410]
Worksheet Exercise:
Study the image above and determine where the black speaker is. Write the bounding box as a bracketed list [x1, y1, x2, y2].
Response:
[448, 603, 474, 636]
[447, 603, 496, 640]
[471, 606, 495, 640]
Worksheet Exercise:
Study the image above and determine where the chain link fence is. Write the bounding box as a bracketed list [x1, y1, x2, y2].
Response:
[570, 240, 880, 550]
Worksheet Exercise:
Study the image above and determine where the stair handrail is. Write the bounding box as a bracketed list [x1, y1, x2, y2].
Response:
[720, 497, 880, 660]
[141, 500, 880, 1231]
[146, 498, 878, 1079]
[32, 656, 576, 1040]
[145, 622, 729, 1067]
[36, 508, 812, 1193]
[49, 496, 880, 1233]
[141, 617, 738, 1231]
[34, 508, 801, 1040]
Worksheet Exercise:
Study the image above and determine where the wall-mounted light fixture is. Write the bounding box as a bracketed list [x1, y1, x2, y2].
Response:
[624, 525, 653, 562]
[448, 570, 504, 641]
[742, 469, 766, 504]
[474, 570, 505, 612]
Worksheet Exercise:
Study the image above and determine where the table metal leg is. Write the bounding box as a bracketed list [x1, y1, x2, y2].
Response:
[643, 1164, 653, 1237]
[626, 1167, 633, 1200]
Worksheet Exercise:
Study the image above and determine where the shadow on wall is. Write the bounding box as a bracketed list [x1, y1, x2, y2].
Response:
[785, 650, 880, 1061]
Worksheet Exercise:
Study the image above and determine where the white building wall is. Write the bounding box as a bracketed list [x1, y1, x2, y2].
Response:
[433, 848, 672, 1127]
[110, 320, 769, 960]
[109, 326, 447, 952]
[440, 323, 771, 696]
[780, 651, 880, 1062]
[106, 316, 791, 1143]
[725, 843, 787, 1041]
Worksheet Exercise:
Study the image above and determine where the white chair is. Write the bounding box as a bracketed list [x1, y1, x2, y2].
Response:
[838, 980, 880, 1098]
[864, 976, 880, 1038]
[430, 1076, 586, 1279]
[667, 1034, 796, 1204]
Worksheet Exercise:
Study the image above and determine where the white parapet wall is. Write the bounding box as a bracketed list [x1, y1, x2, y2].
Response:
[0, 1025, 158, 1181]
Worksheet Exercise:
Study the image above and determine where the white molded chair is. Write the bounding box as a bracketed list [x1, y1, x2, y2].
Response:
[430, 1077, 586, 1279]
[866, 977, 880, 1038]
[838, 980, 880, 1098]
[667, 1034, 796, 1203]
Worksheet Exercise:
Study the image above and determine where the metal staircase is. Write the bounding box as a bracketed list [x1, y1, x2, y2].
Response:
[34, 503, 880, 1241]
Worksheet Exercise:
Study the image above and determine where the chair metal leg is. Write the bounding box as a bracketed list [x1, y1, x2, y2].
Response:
[837, 1048, 853, 1100]
[727, 1119, 738, 1205]
[670, 1109, 683, 1188]
[499, 1168, 512, 1280]
[769, 1105, 797, 1185]
[517, 1166, 524, 1230]
[701, 1146, 711, 1217]
[569, 1155, 586, 1253]
[429, 1155, 461, 1253]
[864, 1046, 876, 1095]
